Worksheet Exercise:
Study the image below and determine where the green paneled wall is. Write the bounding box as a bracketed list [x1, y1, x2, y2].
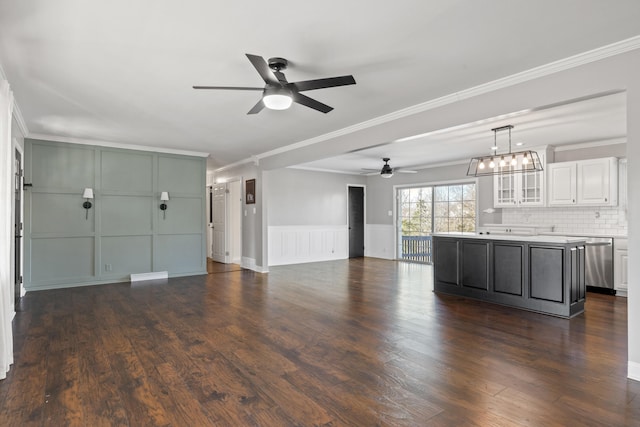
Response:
[24, 139, 207, 290]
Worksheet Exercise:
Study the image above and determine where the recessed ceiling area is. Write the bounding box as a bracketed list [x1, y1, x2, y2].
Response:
[0, 1, 639, 169]
[292, 91, 627, 175]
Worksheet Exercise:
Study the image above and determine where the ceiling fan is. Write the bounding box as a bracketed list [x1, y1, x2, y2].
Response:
[362, 158, 418, 178]
[193, 54, 356, 114]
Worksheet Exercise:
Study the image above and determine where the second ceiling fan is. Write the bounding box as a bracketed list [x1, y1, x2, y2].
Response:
[193, 54, 356, 114]
[362, 158, 418, 178]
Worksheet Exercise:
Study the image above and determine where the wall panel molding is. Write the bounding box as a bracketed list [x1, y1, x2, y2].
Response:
[24, 139, 207, 290]
[268, 225, 348, 266]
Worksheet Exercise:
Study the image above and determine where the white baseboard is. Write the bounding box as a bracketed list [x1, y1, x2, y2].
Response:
[629, 361, 640, 382]
[365, 224, 396, 260]
[130, 271, 168, 282]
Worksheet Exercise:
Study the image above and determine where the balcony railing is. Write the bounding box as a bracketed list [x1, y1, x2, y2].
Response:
[401, 235, 432, 263]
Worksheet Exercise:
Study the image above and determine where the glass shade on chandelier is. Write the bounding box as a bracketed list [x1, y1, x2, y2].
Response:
[467, 125, 543, 177]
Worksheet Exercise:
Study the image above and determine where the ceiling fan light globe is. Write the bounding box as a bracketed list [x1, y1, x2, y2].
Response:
[263, 93, 293, 110]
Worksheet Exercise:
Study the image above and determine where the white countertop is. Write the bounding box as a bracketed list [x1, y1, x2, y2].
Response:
[432, 232, 587, 244]
[539, 231, 628, 239]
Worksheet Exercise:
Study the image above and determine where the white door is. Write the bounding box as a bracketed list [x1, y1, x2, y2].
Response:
[212, 184, 227, 263]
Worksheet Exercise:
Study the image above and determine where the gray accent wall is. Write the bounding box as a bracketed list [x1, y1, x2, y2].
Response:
[24, 139, 206, 290]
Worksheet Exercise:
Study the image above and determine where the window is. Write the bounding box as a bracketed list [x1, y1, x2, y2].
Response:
[433, 183, 476, 233]
[398, 182, 476, 263]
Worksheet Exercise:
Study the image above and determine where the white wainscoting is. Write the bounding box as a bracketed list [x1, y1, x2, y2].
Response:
[365, 224, 396, 260]
[268, 225, 348, 266]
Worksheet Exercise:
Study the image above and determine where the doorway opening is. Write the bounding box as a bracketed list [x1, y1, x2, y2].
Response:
[208, 180, 242, 271]
[397, 181, 476, 263]
[348, 185, 365, 258]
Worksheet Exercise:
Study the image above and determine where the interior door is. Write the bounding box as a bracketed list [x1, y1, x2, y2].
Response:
[348, 186, 364, 258]
[14, 149, 22, 308]
[211, 184, 227, 263]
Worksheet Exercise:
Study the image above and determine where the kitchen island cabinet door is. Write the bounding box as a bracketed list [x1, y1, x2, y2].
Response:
[461, 241, 489, 290]
[493, 243, 525, 296]
[434, 238, 460, 286]
[529, 246, 565, 303]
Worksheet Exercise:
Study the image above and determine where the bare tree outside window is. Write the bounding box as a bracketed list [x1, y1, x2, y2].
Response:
[400, 182, 476, 238]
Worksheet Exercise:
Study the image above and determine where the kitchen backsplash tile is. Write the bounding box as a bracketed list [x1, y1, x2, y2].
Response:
[501, 206, 627, 235]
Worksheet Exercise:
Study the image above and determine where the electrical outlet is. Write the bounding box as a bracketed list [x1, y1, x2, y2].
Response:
[105, 264, 112, 272]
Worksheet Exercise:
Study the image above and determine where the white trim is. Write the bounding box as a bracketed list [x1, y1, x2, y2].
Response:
[11, 103, 28, 138]
[0, 63, 29, 137]
[552, 137, 627, 152]
[629, 361, 640, 382]
[241, 256, 268, 273]
[13, 140, 24, 299]
[231, 36, 640, 167]
[213, 157, 254, 173]
[289, 165, 364, 176]
[130, 271, 168, 282]
[28, 133, 210, 157]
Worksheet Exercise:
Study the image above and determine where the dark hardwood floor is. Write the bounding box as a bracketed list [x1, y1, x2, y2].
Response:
[207, 258, 242, 274]
[1, 258, 638, 426]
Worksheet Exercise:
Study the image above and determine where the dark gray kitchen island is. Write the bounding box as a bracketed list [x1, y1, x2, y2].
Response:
[432, 233, 587, 318]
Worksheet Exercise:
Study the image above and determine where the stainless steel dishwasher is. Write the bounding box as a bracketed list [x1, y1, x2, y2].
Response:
[581, 237, 615, 295]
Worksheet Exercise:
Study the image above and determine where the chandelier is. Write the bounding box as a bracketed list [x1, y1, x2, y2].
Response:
[466, 125, 543, 177]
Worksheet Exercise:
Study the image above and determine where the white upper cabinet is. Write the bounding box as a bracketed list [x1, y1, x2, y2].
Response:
[548, 162, 577, 205]
[494, 151, 546, 207]
[548, 157, 618, 206]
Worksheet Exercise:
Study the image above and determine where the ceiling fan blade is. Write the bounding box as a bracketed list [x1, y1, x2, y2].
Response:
[246, 54, 280, 86]
[292, 93, 333, 113]
[397, 169, 418, 174]
[193, 86, 263, 91]
[289, 75, 356, 92]
[247, 98, 265, 115]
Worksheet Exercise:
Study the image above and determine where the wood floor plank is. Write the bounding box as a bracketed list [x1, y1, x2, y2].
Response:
[0, 258, 637, 426]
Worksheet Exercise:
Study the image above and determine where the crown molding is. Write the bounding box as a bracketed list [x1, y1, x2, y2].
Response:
[1, 62, 30, 137]
[287, 165, 365, 176]
[551, 137, 626, 152]
[251, 35, 640, 164]
[11, 102, 29, 138]
[28, 133, 210, 157]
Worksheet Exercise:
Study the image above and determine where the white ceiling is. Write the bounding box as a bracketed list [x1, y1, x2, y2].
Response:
[295, 91, 628, 174]
[1, 1, 639, 169]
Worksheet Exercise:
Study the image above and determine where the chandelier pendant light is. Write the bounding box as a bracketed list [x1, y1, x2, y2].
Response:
[466, 125, 543, 177]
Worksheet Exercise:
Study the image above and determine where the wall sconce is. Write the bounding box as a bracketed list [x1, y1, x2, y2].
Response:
[160, 192, 169, 219]
[82, 188, 94, 220]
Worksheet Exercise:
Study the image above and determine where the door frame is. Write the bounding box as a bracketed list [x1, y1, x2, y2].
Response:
[211, 176, 243, 264]
[226, 178, 243, 264]
[346, 184, 366, 257]
[13, 140, 24, 302]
